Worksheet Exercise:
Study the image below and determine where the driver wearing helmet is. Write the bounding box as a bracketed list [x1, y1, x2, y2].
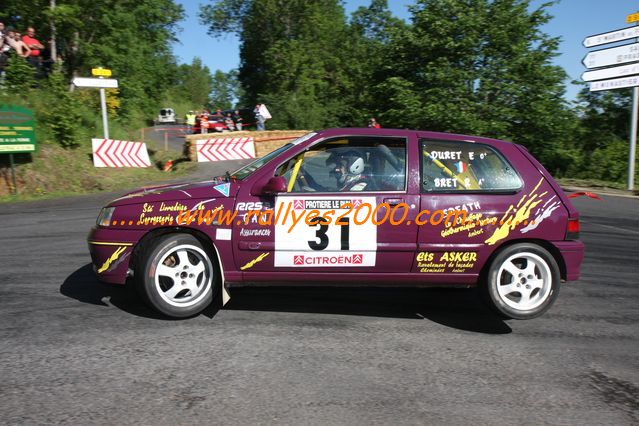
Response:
[326, 149, 371, 191]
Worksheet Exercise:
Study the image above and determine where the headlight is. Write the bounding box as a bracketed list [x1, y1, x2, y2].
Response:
[97, 207, 116, 227]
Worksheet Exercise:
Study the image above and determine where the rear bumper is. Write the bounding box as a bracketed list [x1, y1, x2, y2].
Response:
[552, 240, 585, 281]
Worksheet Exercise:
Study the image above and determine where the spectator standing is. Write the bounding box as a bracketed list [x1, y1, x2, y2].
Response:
[233, 110, 243, 131]
[0, 23, 9, 75]
[200, 115, 209, 134]
[22, 27, 43, 69]
[368, 117, 381, 129]
[254, 104, 266, 131]
[211, 108, 224, 121]
[12, 31, 31, 58]
[224, 113, 235, 131]
[185, 111, 196, 134]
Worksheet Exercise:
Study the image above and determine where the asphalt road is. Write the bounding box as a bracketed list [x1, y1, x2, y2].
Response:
[143, 124, 189, 153]
[0, 169, 637, 425]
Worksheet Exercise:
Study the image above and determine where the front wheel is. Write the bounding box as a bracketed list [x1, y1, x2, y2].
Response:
[136, 234, 216, 318]
[482, 243, 560, 319]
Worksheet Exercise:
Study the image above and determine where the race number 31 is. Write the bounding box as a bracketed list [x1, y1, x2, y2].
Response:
[274, 197, 377, 267]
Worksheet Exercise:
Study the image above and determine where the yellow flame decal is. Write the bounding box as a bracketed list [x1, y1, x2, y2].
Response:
[240, 252, 270, 271]
[97, 246, 127, 273]
[484, 178, 547, 246]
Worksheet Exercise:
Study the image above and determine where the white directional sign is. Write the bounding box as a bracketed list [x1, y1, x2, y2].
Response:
[72, 77, 119, 88]
[590, 75, 639, 92]
[582, 42, 639, 69]
[583, 26, 639, 48]
[582, 63, 639, 82]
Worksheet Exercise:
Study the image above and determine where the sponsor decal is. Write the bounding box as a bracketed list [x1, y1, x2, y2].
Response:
[97, 246, 128, 273]
[416, 251, 477, 273]
[158, 201, 188, 212]
[137, 203, 175, 226]
[213, 183, 230, 197]
[521, 196, 560, 233]
[275, 197, 377, 260]
[190, 198, 217, 211]
[485, 178, 547, 245]
[215, 228, 232, 240]
[236, 201, 266, 211]
[277, 252, 372, 267]
[239, 228, 271, 237]
[293, 199, 360, 210]
[240, 252, 270, 270]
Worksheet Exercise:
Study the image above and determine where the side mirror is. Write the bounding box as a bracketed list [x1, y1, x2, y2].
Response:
[262, 176, 287, 194]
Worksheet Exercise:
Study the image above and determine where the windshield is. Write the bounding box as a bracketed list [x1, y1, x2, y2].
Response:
[231, 132, 317, 180]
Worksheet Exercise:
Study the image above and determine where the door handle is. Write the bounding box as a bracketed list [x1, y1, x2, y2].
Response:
[383, 198, 404, 206]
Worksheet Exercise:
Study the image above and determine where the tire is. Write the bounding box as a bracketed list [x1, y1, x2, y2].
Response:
[482, 243, 560, 320]
[136, 234, 216, 318]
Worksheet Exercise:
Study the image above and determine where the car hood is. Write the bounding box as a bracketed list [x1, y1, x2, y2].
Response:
[107, 178, 241, 207]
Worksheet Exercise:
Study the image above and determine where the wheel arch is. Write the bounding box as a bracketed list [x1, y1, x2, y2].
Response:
[130, 226, 230, 304]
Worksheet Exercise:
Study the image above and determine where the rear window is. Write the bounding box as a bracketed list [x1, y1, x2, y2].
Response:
[420, 139, 522, 192]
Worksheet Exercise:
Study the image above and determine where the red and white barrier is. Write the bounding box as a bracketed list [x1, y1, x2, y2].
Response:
[92, 139, 151, 168]
[196, 137, 256, 162]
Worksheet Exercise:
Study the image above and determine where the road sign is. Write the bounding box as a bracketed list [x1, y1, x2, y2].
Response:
[72, 77, 118, 88]
[91, 68, 112, 77]
[627, 12, 639, 24]
[590, 75, 639, 92]
[91, 139, 151, 167]
[196, 137, 256, 162]
[582, 63, 639, 82]
[582, 42, 639, 69]
[583, 26, 639, 48]
[0, 105, 36, 153]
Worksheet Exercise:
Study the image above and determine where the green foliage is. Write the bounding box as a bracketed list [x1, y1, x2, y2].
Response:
[4, 56, 36, 94]
[581, 138, 629, 182]
[39, 68, 85, 148]
[201, 0, 358, 128]
[210, 69, 241, 110]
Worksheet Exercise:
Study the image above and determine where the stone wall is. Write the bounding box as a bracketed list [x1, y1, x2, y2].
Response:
[184, 130, 310, 161]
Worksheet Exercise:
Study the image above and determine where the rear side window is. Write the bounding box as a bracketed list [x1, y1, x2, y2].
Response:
[420, 139, 522, 192]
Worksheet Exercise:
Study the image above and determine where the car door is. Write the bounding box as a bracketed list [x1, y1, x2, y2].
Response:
[414, 136, 528, 283]
[236, 133, 420, 277]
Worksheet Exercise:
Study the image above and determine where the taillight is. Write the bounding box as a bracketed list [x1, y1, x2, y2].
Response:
[566, 218, 580, 240]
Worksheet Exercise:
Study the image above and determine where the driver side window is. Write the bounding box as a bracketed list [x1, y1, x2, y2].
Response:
[275, 136, 407, 193]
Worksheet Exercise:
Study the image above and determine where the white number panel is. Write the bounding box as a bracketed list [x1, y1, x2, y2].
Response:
[274, 196, 377, 267]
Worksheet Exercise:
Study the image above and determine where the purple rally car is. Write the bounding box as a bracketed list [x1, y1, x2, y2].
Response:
[88, 128, 584, 319]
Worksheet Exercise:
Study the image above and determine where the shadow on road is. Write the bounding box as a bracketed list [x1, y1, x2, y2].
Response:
[225, 286, 512, 334]
[59, 264, 221, 320]
[61, 264, 511, 334]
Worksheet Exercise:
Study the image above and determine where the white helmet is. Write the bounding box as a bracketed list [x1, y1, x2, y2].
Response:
[327, 150, 366, 185]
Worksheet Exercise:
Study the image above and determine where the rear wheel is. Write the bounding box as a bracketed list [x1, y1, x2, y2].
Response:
[482, 243, 560, 319]
[137, 234, 216, 318]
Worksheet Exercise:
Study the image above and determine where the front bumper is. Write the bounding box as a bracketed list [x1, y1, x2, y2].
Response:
[88, 227, 145, 284]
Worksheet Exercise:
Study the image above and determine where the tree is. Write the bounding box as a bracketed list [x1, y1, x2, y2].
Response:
[174, 58, 214, 108]
[569, 85, 634, 182]
[373, 0, 577, 172]
[200, 0, 355, 129]
[209, 69, 240, 110]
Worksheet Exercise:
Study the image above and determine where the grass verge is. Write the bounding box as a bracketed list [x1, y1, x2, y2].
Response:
[0, 144, 196, 203]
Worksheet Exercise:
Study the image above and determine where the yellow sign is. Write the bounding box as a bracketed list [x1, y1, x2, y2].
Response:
[92, 68, 112, 77]
[627, 12, 639, 23]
